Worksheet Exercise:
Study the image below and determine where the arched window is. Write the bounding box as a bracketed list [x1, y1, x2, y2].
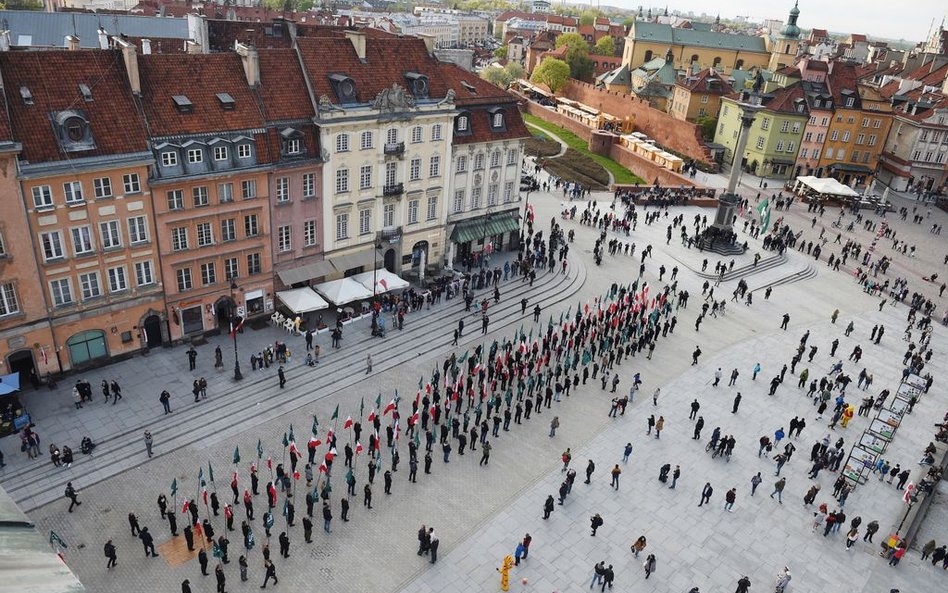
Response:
[712, 57, 721, 68]
[643, 50, 653, 62]
[735, 59, 744, 70]
[67, 330, 108, 366]
[386, 128, 398, 146]
[690, 54, 699, 64]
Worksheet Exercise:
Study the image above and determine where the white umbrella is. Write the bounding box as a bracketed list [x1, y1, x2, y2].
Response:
[313, 278, 373, 305]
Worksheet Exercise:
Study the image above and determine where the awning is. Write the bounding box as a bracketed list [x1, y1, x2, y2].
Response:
[795, 175, 860, 198]
[277, 260, 336, 286]
[0, 372, 20, 396]
[276, 288, 329, 314]
[331, 250, 378, 274]
[451, 211, 520, 244]
[351, 269, 410, 295]
[829, 163, 873, 174]
[313, 278, 373, 305]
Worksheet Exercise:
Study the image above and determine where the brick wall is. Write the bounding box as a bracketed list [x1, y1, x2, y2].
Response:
[605, 143, 699, 188]
[522, 101, 593, 142]
[560, 80, 713, 164]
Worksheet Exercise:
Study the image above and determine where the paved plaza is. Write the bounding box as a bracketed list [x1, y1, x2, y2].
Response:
[2, 162, 947, 593]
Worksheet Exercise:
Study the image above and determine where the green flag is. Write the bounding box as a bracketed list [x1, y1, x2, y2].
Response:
[418, 376, 424, 390]
[170, 478, 177, 496]
[212, 542, 223, 559]
[757, 198, 771, 232]
[331, 404, 339, 421]
[208, 462, 215, 483]
[457, 350, 468, 363]
[311, 416, 319, 437]
[198, 467, 205, 488]
[375, 394, 382, 408]
[282, 432, 289, 448]
[256, 439, 263, 459]
[232, 447, 240, 465]
[288, 425, 295, 443]
[360, 397, 365, 419]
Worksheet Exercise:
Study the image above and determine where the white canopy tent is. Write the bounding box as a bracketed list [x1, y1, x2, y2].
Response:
[276, 288, 329, 314]
[794, 176, 860, 198]
[313, 278, 373, 305]
[350, 269, 410, 295]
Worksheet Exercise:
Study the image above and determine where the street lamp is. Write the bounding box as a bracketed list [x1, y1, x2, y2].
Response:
[371, 240, 384, 301]
[229, 278, 243, 381]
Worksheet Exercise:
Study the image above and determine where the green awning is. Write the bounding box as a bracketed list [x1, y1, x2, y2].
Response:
[451, 211, 520, 244]
[829, 163, 873, 174]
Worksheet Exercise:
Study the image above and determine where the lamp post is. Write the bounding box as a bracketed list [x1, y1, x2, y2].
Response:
[229, 279, 243, 381]
[371, 240, 384, 301]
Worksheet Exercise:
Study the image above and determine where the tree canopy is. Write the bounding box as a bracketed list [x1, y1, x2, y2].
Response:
[531, 57, 570, 94]
[593, 36, 615, 56]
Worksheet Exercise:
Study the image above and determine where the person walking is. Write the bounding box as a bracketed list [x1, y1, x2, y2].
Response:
[751, 472, 762, 496]
[139, 527, 158, 558]
[549, 416, 559, 437]
[365, 354, 372, 374]
[144, 431, 154, 458]
[610, 464, 621, 490]
[64, 482, 81, 512]
[698, 482, 713, 506]
[724, 488, 736, 512]
[736, 575, 751, 593]
[770, 477, 786, 503]
[584, 460, 595, 484]
[655, 416, 665, 439]
[429, 529, 439, 564]
[732, 392, 742, 413]
[622, 443, 633, 463]
[643, 553, 656, 579]
[631, 535, 647, 558]
[277, 366, 286, 389]
[260, 559, 278, 588]
[215, 564, 226, 593]
[104, 539, 117, 569]
[543, 495, 555, 519]
[590, 513, 604, 536]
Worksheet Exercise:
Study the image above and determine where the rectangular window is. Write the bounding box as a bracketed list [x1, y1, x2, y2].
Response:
[812, 148, 820, 160]
[224, 257, 239, 280]
[474, 153, 485, 170]
[237, 144, 252, 159]
[863, 151, 871, 164]
[79, 272, 101, 299]
[490, 151, 501, 168]
[276, 177, 290, 202]
[244, 215, 259, 237]
[507, 149, 518, 165]
[780, 121, 790, 133]
[123, 173, 141, 194]
[761, 118, 770, 131]
[64, 181, 84, 204]
[360, 131, 373, 150]
[0, 282, 19, 317]
[135, 261, 154, 286]
[241, 180, 256, 199]
[336, 134, 350, 152]
[504, 181, 514, 203]
[200, 262, 216, 286]
[856, 133, 865, 145]
[487, 184, 498, 206]
[187, 148, 203, 164]
[247, 253, 261, 275]
[336, 213, 349, 240]
[193, 186, 209, 207]
[360, 165, 373, 190]
[303, 220, 317, 247]
[429, 155, 441, 177]
[218, 182, 234, 203]
[808, 116, 816, 125]
[842, 131, 850, 142]
[50, 278, 72, 306]
[471, 187, 482, 209]
[93, 177, 113, 199]
[99, 220, 121, 249]
[453, 190, 465, 213]
[873, 119, 881, 128]
[825, 148, 834, 159]
[167, 189, 184, 210]
[431, 124, 442, 141]
[32, 185, 53, 209]
[336, 169, 349, 193]
[912, 150, 922, 161]
[816, 133, 825, 143]
[171, 227, 189, 251]
[821, 117, 829, 126]
[411, 126, 423, 143]
[804, 132, 812, 142]
[786, 141, 795, 153]
[176, 268, 192, 291]
[302, 173, 316, 198]
[383, 203, 395, 227]
[830, 130, 839, 141]
[410, 158, 421, 181]
[851, 150, 860, 162]
[407, 199, 419, 224]
[867, 135, 877, 146]
[800, 148, 808, 158]
[791, 123, 801, 134]
[755, 136, 765, 150]
[221, 219, 236, 242]
[107, 266, 127, 292]
[426, 196, 438, 220]
[359, 209, 371, 235]
[161, 151, 178, 167]
[456, 155, 467, 173]
[197, 222, 213, 247]
[861, 118, 869, 127]
[213, 145, 228, 161]
[71, 226, 94, 255]
[278, 225, 292, 252]
[775, 140, 784, 152]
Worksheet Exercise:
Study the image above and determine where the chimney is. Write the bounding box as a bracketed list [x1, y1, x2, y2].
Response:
[418, 33, 436, 56]
[141, 39, 152, 55]
[97, 28, 109, 50]
[0, 31, 9, 52]
[186, 40, 203, 55]
[113, 37, 141, 95]
[236, 42, 260, 87]
[64, 35, 80, 50]
[344, 29, 366, 60]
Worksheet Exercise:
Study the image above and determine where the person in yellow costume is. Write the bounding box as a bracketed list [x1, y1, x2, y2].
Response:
[840, 404, 854, 428]
[496, 555, 514, 591]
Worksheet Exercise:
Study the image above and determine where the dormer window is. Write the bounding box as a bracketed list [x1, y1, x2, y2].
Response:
[173, 95, 193, 114]
[280, 127, 304, 156]
[328, 74, 358, 104]
[286, 139, 301, 154]
[187, 148, 204, 164]
[237, 144, 252, 159]
[161, 151, 178, 166]
[456, 113, 470, 134]
[216, 93, 236, 111]
[404, 72, 429, 99]
[461, 81, 477, 95]
[52, 110, 95, 152]
[20, 86, 33, 105]
[845, 97, 855, 107]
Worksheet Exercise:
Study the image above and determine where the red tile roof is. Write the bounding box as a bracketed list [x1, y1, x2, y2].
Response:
[849, 34, 867, 43]
[453, 107, 530, 145]
[138, 53, 266, 137]
[0, 49, 148, 164]
[677, 68, 733, 95]
[0, 94, 13, 144]
[256, 48, 315, 122]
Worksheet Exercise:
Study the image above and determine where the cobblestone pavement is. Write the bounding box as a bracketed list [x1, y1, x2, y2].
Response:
[9, 164, 948, 593]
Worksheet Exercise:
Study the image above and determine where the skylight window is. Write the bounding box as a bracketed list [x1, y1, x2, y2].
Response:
[216, 93, 236, 110]
[172, 95, 193, 114]
[79, 84, 93, 102]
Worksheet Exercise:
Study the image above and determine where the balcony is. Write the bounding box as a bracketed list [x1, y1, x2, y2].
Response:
[383, 183, 404, 196]
[383, 141, 405, 156]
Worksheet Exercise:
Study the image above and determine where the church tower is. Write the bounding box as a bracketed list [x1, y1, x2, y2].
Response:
[768, 1, 802, 71]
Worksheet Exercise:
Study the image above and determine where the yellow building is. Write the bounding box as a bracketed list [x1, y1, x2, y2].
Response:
[621, 20, 770, 75]
[766, 2, 803, 71]
[669, 68, 734, 122]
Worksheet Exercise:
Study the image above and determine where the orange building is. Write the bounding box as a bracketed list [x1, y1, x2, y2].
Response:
[136, 50, 274, 340]
[0, 47, 167, 372]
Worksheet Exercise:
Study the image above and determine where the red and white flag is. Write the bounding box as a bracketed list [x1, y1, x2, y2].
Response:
[367, 409, 377, 423]
[229, 316, 245, 338]
[383, 398, 397, 416]
[355, 441, 364, 455]
[343, 416, 353, 429]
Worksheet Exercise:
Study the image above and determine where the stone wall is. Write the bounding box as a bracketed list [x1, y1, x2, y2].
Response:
[560, 80, 713, 164]
[605, 143, 700, 188]
[522, 101, 592, 142]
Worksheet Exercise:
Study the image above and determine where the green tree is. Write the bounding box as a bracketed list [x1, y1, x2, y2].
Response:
[531, 57, 570, 94]
[555, 32, 588, 53]
[298, 0, 314, 10]
[593, 36, 615, 56]
[697, 117, 719, 142]
[622, 17, 636, 28]
[481, 66, 511, 88]
[2, 0, 44, 8]
[554, 33, 595, 81]
[493, 46, 508, 59]
[504, 61, 525, 81]
[579, 10, 600, 26]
